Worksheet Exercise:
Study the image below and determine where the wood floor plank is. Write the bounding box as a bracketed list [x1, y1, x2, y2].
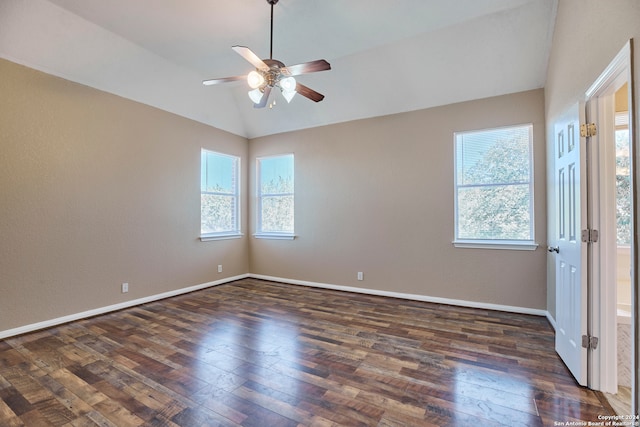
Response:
[0, 397, 23, 426]
[1, 278, 619, 426]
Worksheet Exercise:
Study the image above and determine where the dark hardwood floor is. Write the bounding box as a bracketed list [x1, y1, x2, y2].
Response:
[1, 278, 614, 426]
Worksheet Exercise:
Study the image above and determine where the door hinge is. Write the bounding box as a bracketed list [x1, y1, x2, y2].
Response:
[581, 229, 599, 243]
[580, 123, 597, 137]
[582, 335, 599, 350]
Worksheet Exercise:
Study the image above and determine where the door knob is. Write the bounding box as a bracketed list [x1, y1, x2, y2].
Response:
[547, 246, 559, 253]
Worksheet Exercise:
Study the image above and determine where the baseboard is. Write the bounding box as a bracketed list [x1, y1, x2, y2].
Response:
[546, 311, 557, 330]
[249, 274, 549, 317]
[1, 273, 552, 340]
[0, 274, 249, 340]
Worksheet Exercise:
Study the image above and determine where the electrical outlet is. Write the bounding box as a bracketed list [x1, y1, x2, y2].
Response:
[218, 265, 223, 273]
[121, 282, 129, 293]
[357, 272, 363, 281]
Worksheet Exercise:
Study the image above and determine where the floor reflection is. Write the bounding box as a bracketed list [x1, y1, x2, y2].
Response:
[452, 365, 540, 425]
[195, 312, 301, 404]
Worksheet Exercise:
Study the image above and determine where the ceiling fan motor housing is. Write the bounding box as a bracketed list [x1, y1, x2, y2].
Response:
[261, 59, 287, 88]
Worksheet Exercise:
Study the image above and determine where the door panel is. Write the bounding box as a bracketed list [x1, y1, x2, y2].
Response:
[553, 103, 588, 386]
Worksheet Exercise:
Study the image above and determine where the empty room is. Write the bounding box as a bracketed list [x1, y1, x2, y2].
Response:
[1, 0, 639, 425]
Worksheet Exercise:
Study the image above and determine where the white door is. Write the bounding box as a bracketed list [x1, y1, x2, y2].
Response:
[552, 103, 588, 386]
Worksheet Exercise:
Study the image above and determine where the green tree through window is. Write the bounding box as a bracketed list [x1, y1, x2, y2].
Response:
[257, 154, 294, 236]
[616, 123, 631, 245]
[455, 125, 534, 242]
[201, 150, 240, 238]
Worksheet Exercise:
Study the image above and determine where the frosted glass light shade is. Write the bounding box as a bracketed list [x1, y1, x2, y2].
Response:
[248, 88, 263, 104]
[279, 76, 296, 92]
[282, 90, 296, 103]
[247, 71, 264, 89]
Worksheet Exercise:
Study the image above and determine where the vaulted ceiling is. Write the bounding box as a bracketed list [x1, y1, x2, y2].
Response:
[0, 0, 557, 138]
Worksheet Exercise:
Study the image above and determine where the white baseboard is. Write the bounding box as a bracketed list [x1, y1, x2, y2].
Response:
[249, 274, 549, 317]
[1, 273, 553, 340]
[546, 311, 557, 330]
[0, 274, 249, 340]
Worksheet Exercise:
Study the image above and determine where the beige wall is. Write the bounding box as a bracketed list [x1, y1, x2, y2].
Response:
[0, 59, 249, 331]
[1, 60, 548, 336]
[249, 89, 547, 310]
[544, 0, 640, 320]
[616, 82, 629, 113]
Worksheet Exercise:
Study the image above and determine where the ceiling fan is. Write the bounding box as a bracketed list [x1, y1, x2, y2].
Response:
[202, 0, 331, 108]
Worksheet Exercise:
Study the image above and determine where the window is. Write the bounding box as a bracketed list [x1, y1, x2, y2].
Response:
[615, 111, 631, 246]
[453, 124, 536, 250]
[200, 149, 241, 240]
[256, 154, 294, 239]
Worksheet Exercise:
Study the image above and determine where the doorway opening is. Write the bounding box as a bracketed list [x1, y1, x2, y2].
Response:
[584, 41, 635, 416]
[603, 82, 633, 416]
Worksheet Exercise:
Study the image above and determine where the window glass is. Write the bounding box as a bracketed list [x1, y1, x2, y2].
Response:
[201, 150, 240, 238]
[257, 154, 294, 236]
[615, 112, 631, 245]
[454, 125, 534, 244]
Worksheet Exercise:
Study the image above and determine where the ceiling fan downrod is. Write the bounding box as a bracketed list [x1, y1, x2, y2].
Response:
[267, 0, 279, 60]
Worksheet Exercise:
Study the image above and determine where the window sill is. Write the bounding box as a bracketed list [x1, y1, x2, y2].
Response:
[200, 233, 243, 242]
[254, 233, 296, 240]
[452, 240, 539, 251]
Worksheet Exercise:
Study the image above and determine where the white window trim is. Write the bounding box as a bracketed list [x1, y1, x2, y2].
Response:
[452, 239, 538, 250]
[200, 149, 241, 240]
[253, 232, 296, 240]
[453, 124, 537, 249]
[200, 232, 244, 242]
[256, 153, 295, 238]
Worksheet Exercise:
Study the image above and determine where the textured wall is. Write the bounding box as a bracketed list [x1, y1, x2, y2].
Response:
[0, 59, 249, 332]
[249, 89, 548, 310]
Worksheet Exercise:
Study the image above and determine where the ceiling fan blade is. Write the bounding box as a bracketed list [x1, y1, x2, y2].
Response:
[282, 59, 331, 76]
[202, 75, 246, 86]
[295, 83, 325, 102]
[232, 46, 270, 72]
[254, 86, 272, 108]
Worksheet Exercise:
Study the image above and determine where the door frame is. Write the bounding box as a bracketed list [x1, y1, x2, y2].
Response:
[584, 40, 636, 404]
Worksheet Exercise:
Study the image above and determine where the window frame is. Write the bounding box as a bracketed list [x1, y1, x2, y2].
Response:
[255, 153, 295, 240]
[453, 124, 538, 250]
[200, 149, 242, 241]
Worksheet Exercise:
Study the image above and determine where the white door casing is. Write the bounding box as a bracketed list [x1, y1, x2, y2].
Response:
[583, 40, 634, 394]
[553, 103, 589, 386]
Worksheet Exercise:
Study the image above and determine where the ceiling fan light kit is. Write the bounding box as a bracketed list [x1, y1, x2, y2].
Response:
[247, 70, 265, 89]
[202, 0, 331, 109]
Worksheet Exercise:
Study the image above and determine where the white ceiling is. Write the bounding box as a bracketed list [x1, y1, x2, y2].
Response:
[0, 0, 557, 138]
